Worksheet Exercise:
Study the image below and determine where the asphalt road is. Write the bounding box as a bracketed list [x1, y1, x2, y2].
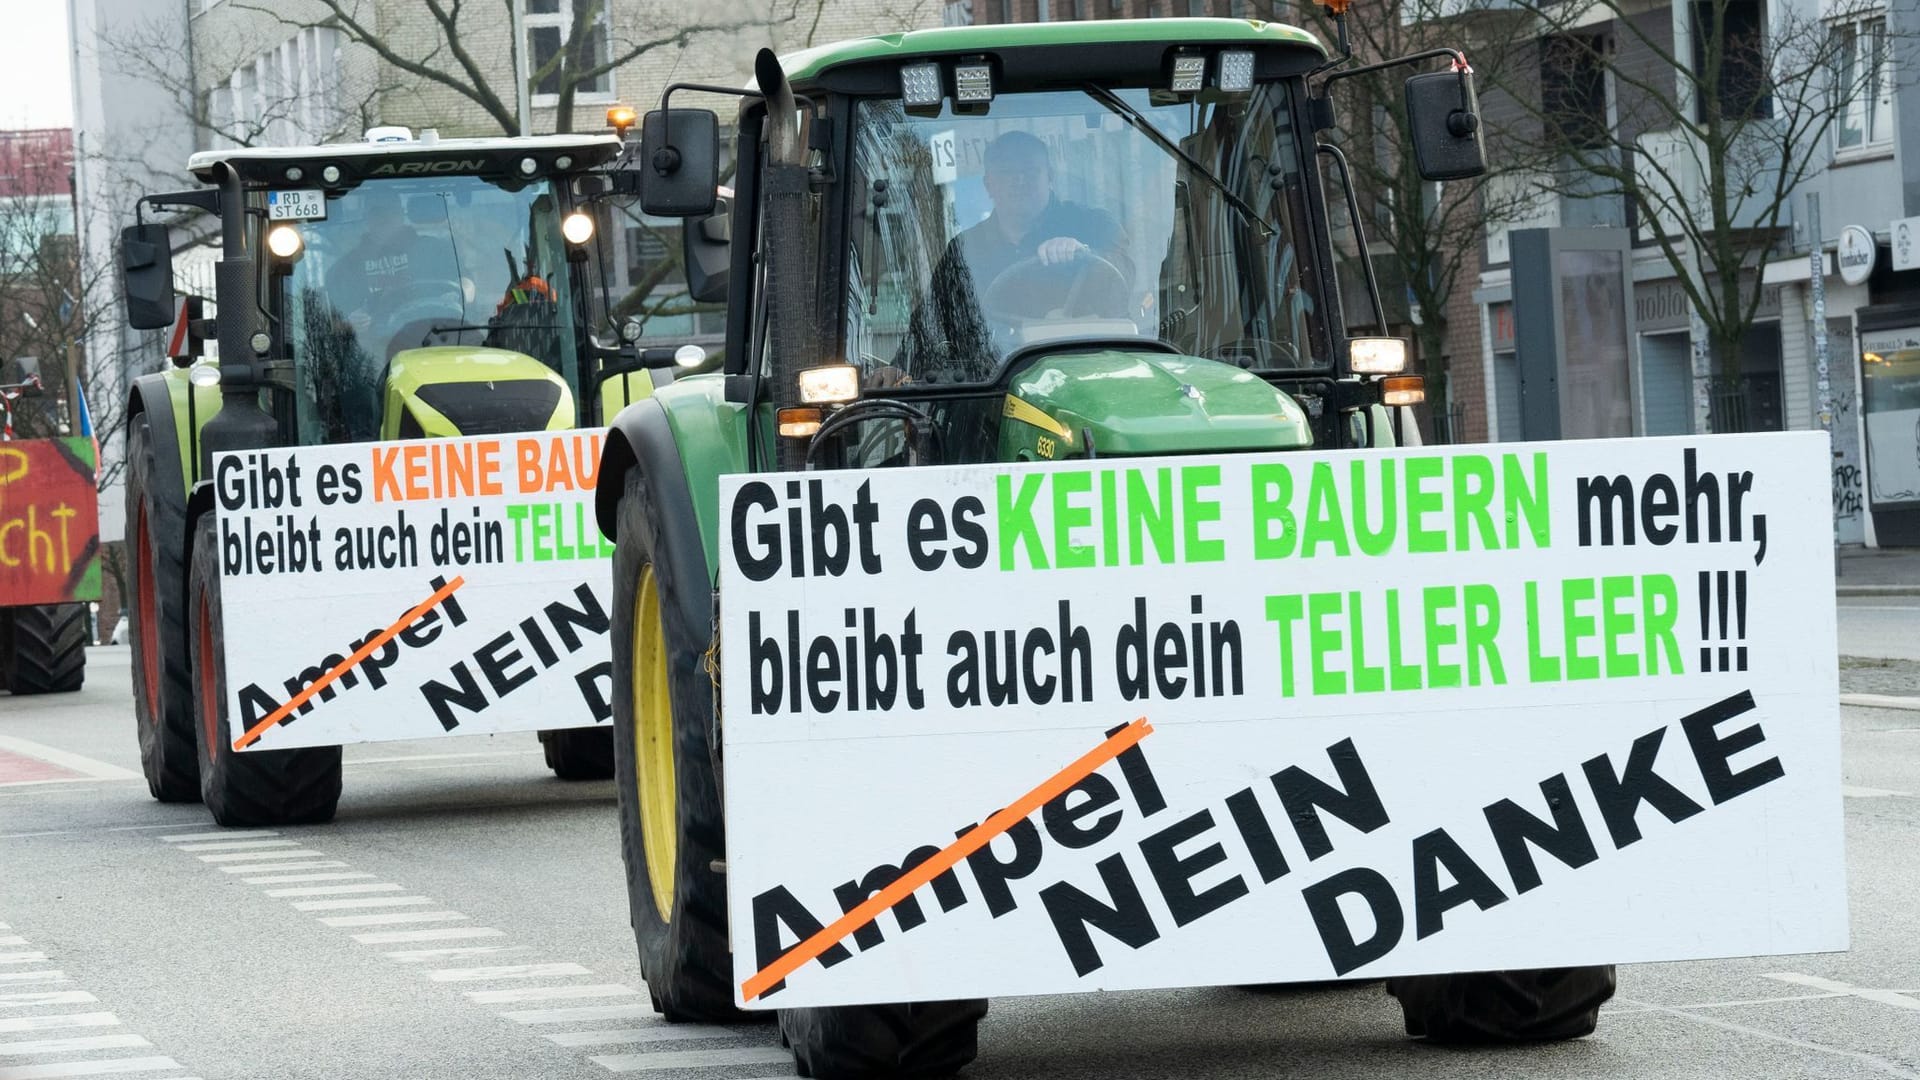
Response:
[1, 640, 1916, 1080]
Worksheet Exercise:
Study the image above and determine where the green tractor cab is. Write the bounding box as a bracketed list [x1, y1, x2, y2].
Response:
[116, 129, 697, 823]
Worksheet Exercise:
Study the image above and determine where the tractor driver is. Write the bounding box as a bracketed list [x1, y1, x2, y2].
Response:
[900, 130, 1134, 383]
[325, 189, 463, 352]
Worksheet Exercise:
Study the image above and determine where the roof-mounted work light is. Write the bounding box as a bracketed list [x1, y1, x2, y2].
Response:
[900, 62, 943, 108]
[1170, 53, 1207, 93]
[954, 61, 994, 103]
[1218, 50, 1256, 92]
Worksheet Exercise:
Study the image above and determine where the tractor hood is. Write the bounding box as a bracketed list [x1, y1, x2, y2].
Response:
[1001, 350, 1312, 458]
[382, 346, 574, 439]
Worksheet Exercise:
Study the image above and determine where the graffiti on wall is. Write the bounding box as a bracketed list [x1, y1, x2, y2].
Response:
[0, 438, 101, 606]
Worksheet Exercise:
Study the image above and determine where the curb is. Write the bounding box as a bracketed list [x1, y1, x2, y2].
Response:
[1839, 693, 1920, 712]
[1837, 585, 1920, 597]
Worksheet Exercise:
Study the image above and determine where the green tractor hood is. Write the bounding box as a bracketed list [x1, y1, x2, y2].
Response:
[382, 346, 575, 439]
[999, 350, 1313, 460]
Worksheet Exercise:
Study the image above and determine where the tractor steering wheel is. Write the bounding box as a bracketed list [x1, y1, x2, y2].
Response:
[980, 252, 1130, 327]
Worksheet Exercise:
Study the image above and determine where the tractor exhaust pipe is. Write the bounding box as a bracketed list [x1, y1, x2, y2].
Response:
[753, 49, 816, 472]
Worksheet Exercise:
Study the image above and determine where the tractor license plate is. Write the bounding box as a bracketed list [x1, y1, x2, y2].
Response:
[267, 189, 327, 221]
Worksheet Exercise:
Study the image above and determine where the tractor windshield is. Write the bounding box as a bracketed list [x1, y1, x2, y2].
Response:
[845, 83, 1326, 386]
[279, 175, 579, 444]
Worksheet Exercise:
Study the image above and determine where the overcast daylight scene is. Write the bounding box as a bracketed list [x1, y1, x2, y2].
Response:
[0, 0, 1916, 1077]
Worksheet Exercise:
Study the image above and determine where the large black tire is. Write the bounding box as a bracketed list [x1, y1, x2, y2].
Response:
[540, 727, 616, 780]
[779, 1000, 989, 1079]
[609, 467, 741, 1023]
[2, 604, 87, 694]
[127, 414, 199, 802]
[187, 514, 342, 827]
[1388, 965, 1616, 1043]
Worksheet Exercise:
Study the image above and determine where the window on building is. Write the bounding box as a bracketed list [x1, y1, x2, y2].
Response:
[1694, 0, 1771, 121]
[1831, 15, 1892, 152]
[1540, 34, 1608, 150]
[1070, 0, 1087, 17]
[1037, 0, 1052, 20]
[1186, 0, 1209, 13]
[525, 0, 613, 104]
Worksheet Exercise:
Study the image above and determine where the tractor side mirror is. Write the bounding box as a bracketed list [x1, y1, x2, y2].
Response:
[1405, 69, 1486, 181]
[640, 108, 720, 217]
[683, 197, 731, 305]
[120, 223, 177, 330]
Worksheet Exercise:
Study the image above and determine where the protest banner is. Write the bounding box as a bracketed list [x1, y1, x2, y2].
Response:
[717, 432, 1845, 1008]
[0, 438, 100, 606]
[213, 430, 612, 750]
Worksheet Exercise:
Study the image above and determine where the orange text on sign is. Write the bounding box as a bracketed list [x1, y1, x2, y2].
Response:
[371, 442, 504, 502]
[515, 433, 602, 495]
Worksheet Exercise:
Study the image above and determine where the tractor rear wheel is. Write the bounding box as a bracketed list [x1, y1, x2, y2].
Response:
[1388, 965, 1616, 1043]
[187, 514, 342, 827]
[1, 605, 87, 694]
[610, 469, 740, 1022]
[128, 415, 198, 801]
[778, 1000, 989, 1079]
[540, 727, 616, 780]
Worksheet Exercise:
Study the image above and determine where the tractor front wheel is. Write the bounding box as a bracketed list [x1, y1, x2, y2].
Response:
[610, 469, 739, 1022]
[187, 514, 342, 827]
[778, 1000, 989, 1079]
[128, 415, 198, 801]
[540, 727, 616, 780]
[1388, 965, 1616, 1043]
[1, 604, 87, 694]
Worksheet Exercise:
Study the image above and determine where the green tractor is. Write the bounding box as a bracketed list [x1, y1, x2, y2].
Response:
[117, 129, 686, 825]
[595, 17, 1615, 1077]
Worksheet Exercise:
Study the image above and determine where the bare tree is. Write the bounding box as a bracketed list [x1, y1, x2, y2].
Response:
[1260, 0, 1539, 424]
[1486, 0, 1891, 428]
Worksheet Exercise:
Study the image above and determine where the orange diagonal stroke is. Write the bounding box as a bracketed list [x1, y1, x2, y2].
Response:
[232, 575, 466, 751]
[740, 716, 1155, 1002]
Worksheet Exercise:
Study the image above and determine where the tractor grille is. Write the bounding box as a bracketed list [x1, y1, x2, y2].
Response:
[411, 379, 564, 436]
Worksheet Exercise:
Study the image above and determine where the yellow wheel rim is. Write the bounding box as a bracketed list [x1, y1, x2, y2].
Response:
[634, 564, 678, 923]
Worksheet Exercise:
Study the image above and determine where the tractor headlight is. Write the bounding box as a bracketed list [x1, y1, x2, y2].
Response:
[674, 344, 706, 368]
[1349, 336, 1409, 374]
[954, 62, 994, 103]
[797, 363, 861, 405]
[562, 211, 596, 245]
[900, 62, 943, 108]
[1218, 50, 1256, 93]
[1170, 54, 1207, 93]
[266, 224, 304, 259]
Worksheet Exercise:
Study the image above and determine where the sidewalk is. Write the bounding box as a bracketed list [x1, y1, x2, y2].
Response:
[1838, 545, 1920, 596]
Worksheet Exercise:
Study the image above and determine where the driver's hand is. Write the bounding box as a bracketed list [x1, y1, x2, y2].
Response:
[1036, 237, 1088, 265]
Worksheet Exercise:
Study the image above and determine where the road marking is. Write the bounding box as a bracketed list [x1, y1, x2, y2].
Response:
[384, 946, 532, 963]
[0, 994, 94, 1009]
[1604, 990, 1850, 1014]
[0, 738, 140, 783]
[0, 1057, 184, 1078]
[318, 911, 467, 928]
[291, 896, 435, 912]
[194, 849, 324, 864]
[0, 749, 80, 787]
[0, 959, 47, 968]
[265, 884, 403, 898]
[742, 716, 1153, 1001]
[350, 927, 503, 945]
[0, 1017, 117, 1035]
[1765, 972, 1920, 1011]
[235, 575, 465, 749]
[463, 984, 640, 1005]
[0, 944, 21, 951]
[171, 840, 299, 853]
[544, 1025, 736, 1047]
[159, 831, 278, 843]
[0, 825, 185, 842]
[1842, 785, 1914, 798]
[218, 861, 346, 874]
[1614, 996, 1920, 1078]
[591, 1047, 793, 1072]
[0, 1034, 150, 1055]
[0, 976, 60, 987]
[425, 963, 591, 983]
[344, 750, 543, 765]
[242, 872, 375, 886]
[500, 1004, 655, 1024]
[402, 762, 504, 771]
[1840, 693, 1920, 712]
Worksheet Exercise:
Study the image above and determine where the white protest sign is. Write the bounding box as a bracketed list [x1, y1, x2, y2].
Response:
[718, 432, 1844, 1009]
[214, 430, 613, 751]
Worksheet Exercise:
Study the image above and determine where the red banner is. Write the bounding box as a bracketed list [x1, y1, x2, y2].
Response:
[0, 438, 101, 605]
